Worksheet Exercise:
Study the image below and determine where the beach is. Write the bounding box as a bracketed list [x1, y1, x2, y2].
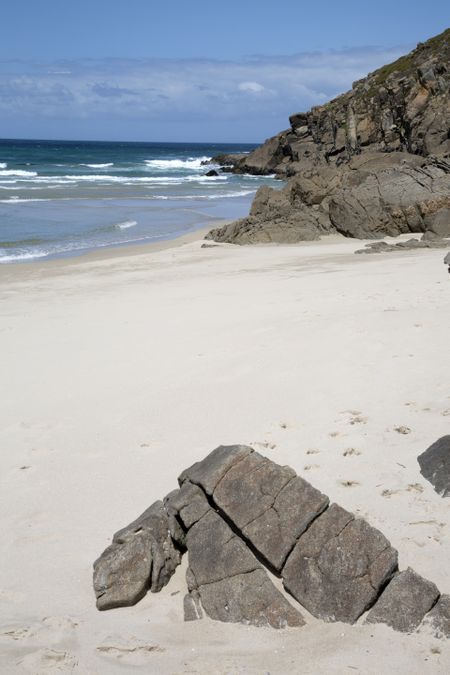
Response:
[0, 231, 449, 673]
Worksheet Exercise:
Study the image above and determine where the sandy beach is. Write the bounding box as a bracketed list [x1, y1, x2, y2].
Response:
[0, 231, 449, 674]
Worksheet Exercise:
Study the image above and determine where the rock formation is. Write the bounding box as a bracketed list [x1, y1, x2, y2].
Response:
[418, 435, 450, 497]
[93, 445, 449, 637]
[206, 29, 450, 244]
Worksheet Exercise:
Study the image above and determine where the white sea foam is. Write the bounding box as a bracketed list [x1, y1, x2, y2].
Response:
[80, 163, 114, 168]
[0, 162, 7, 169]
[0, 249, 49, 263]
[0, 197, 51, 203]
[144, 156, 211, 170]
[152, 190, 256, 201]
[114, 220, 138, 230]
[0, 169, 38, 177]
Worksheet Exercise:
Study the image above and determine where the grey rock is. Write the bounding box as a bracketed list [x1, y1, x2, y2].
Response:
[178, 444, 253, 495]
[164, 481, 211, 530]
[418, 435, 450, 497]
[186, 510, 260, 586]
[283, 503, 398, 623]
[213, 451, 328, 571]
[196, 569, 305, 628]
[355, 236, 450, 254]
[205, 169, 219, 177]
[185, 508, 304, 628]
[93, 501, 181, 610]
[184, 591, 203, 621]
[421, 594, 450, 638]
[366, 567, 440, 632]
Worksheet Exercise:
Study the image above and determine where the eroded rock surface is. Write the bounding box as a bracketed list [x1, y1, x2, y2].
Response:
[93, 501, 181, 610]
[183, 508, 304, 628]
[366, 568, 440, 632]
[418, 435, 450, 497]
[421, 594, 450, 638]
[93, 444, 447, 637]
[283, 503, 398, 623]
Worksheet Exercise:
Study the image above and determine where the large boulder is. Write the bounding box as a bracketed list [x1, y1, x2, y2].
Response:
[93, 444, 447, 638]
[418, 435, 450, 497]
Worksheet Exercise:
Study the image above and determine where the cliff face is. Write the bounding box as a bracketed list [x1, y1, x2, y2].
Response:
[207, 29, 450, 244]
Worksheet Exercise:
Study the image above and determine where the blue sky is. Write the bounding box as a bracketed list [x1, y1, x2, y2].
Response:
[0, 1, 448, 142]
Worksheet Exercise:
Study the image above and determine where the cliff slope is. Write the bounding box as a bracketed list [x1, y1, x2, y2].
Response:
[207, 29, 450, 244]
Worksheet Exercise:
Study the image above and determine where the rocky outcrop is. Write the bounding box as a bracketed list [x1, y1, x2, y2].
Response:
[355, 233, 450, 254]
[418, 435, 450, 497]
[93, 445, 448, 637]
[206, 29, 450, 244]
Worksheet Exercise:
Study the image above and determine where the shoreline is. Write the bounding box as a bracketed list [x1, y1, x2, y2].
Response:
[0, 224, 215, 278]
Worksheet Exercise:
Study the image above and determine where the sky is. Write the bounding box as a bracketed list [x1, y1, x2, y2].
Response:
[0, 0, 449, 143]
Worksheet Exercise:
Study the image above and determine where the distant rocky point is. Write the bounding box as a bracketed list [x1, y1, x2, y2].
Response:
[206, 28, 450, 244]
[93, 444, 449, 637]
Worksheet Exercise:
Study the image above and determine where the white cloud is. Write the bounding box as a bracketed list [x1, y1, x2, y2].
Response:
[238, 81, 265, 93]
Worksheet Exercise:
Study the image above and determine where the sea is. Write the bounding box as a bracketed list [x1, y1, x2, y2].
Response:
[0, 139, 281, 263]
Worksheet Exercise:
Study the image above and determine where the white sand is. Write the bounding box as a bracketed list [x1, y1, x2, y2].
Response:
[0, 231, 449, 674]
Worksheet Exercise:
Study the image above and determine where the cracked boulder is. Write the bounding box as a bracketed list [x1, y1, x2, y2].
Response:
[93, 501, 181, 610]
[366, 567, 440, 633]
[93, 444, 447, 637]
[282, 503, 398, 623]
[184, 509, 304, 628]
[166, 479, 305, 628]
[179, 445, 328, 572]
[418, 435, 450, 497]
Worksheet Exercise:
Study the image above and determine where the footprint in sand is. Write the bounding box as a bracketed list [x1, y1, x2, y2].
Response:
[2, 616, 78, 648]
[342, 448, 361, 457]
[329, 431, 340, 438]
[254, 441, 276, 450]
[393, 425, 412, 434]
[340, 410, 368, 425]
[406, 483, 424, 493]
[16, 648, 77, 673]
[306, 448, 320, 455]
[339, 480, 360, 487]
[97, 636, 163, 665]
[381, 488, 401, 498]
[303, 464, 320, 471]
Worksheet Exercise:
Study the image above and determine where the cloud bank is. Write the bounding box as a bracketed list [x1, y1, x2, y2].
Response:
[0, 46, 409, 142]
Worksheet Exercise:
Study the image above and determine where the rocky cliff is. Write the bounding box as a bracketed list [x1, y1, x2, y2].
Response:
[206, 28, 450, 244]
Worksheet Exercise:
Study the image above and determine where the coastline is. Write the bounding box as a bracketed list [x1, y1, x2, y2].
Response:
[1, 230, 449, 673]
[0, 224, 215, 279]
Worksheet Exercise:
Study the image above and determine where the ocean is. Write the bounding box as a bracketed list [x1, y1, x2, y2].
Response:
[0, 139, 281, 263]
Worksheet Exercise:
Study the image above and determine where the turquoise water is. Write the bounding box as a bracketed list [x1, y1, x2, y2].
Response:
[0, 139, 280, 262]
